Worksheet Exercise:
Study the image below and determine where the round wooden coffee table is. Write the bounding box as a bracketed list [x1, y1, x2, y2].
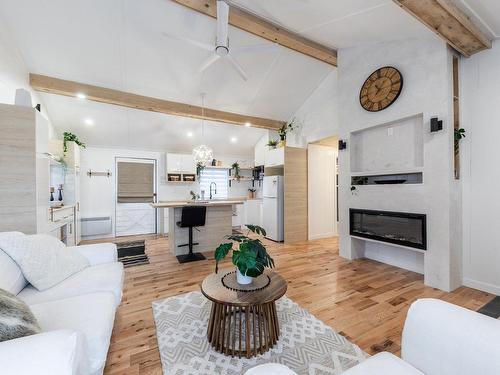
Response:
[201, 269, 287, 358]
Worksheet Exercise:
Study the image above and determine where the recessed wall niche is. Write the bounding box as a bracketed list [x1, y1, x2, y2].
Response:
[350, 114, 424, 174]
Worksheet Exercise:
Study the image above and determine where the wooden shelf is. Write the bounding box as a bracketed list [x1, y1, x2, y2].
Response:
[205, 165, 254, 170]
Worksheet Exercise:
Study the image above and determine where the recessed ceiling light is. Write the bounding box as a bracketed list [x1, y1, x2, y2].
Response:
[76, 93, 87, 99]
[245, 122, 251, 127]
[187, 131, 193, 137]
[230, 137, 238, 143]
[84, 118, 94, 126]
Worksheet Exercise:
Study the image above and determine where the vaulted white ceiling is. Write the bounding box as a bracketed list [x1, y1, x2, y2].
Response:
[2, 0, 497, 154]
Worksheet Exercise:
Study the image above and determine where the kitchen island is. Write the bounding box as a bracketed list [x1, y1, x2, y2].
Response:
[151, 199, 246, 256]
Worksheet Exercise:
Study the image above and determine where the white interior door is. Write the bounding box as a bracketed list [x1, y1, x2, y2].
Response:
[115, 158, 156, 237]
[308, 144, 337, 240]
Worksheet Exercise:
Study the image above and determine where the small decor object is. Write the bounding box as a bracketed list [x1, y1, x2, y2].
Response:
[266, 140, 278, 150]
[49, 187, 55, 201]
[35, 104, 41, 112]
[360, 66, 403, 112]
[57, 184, 64, 202]
[211, 159, 217, 166]
[63, 132, 86, 156]
[430, 117, 443, 132]
[196, 162, 205, 180]
[278, 118, 297, 146]
[189, 190, 200, 201]
[248, 188, 256, 199]
[231, 162, 241, 181]
[0, 288, 41, 342]
[338, 139, 347, 150]
[214, 225, 274, 285]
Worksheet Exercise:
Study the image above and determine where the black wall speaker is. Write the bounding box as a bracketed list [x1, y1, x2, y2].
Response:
[338, 139, 347, 150]
[430, 117, 443, 132]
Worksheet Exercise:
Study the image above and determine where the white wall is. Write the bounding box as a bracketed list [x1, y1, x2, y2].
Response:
[337, 36, 460, 291]
[462, 40, 500, 294]
[0, 15, 55, 137]
[80, 146, 258, 237]
[289, 70, 339, 147]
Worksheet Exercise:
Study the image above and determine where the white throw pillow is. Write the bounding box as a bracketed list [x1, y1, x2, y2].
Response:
[0, 233, 28, 295]
[0, 232, 90, 291]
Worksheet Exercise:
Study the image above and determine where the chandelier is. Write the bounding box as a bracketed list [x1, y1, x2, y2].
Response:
[192, 94, 213, 166]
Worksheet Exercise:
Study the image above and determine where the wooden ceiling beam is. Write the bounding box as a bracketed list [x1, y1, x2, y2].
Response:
[170, 0, 337, 66]
[30, 74, 284, 130]
[393, 0, 491, 57]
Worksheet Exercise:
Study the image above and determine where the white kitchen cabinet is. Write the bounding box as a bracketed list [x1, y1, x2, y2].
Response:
[245, 199, 262, 227]
[265, 147, 284, 167]
[167, 153, 183, 172]
[232, 204, 245, 228]
[182, 154, 196, 173]
[167, 153, 196, 173]
[254, 135, 268, 166]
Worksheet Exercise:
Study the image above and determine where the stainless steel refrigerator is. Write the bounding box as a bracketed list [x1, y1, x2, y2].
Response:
[262, 175, 284, 242]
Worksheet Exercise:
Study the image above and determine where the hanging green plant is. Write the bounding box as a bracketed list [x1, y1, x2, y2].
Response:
[454, 128, 466, 156]
[231, 162, 241, 181]
[63, 132, 86, 155]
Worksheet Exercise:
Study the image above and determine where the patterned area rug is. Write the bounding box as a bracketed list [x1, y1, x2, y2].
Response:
[152, 292, 367, 375]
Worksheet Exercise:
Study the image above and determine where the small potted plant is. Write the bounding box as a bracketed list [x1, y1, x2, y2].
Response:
[215, 225, 274, 285]
[231, 162, 241, 181]
[266, 140, 278, 150]
[277, 118, 297, 147]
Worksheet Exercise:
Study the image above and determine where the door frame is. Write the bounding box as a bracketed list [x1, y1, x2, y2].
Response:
[307, 141, 338, 240]
[114, 157, 158, 237]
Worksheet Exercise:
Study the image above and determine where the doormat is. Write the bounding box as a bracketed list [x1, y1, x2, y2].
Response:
[116, 240, 149, 267]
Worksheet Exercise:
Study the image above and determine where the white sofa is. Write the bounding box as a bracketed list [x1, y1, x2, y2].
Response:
[0, 241, 124, 375]
[246, 298, 500, 375]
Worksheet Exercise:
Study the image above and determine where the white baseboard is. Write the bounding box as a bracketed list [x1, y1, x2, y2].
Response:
[309, 232, 337, 240]
[463, 278, 500, 295]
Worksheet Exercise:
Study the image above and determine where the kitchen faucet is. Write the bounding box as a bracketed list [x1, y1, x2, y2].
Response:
[209, 182, 217, 200]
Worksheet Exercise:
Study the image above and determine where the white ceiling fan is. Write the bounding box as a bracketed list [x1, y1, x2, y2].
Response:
[163, 0, 279, 81]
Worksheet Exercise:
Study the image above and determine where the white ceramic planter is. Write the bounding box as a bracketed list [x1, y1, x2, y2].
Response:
[236, 268, 253, 285]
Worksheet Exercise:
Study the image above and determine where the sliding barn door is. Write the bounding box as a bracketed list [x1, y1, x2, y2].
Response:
[115, 158, 156, 237]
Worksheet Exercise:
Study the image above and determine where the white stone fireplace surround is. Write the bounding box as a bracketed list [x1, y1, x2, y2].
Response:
[337, 37, 462, 292]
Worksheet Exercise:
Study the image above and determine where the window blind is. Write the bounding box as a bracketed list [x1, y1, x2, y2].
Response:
[117, 162, 155, 203]
[199, 168, 228, 199]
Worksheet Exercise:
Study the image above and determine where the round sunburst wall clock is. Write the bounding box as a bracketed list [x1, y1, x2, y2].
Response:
[359, 66, 403, 112]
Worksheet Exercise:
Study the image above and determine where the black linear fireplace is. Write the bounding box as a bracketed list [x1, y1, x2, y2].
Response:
[350, 209, 427, 250]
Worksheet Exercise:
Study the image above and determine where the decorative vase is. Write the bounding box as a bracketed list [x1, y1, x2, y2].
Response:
[236, 268, 253, 285]
[278, 139, 286, 148]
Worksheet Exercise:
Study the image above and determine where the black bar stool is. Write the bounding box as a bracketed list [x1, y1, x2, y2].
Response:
[176, 206, 207, 263]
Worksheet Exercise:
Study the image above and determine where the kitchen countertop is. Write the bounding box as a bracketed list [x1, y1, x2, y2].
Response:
[151, 198, 246, 208]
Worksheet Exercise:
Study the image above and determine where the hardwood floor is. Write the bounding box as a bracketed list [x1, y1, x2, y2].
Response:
[87, 235, 494, 374]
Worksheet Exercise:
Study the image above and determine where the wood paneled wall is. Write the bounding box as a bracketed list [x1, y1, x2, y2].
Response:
[284, 147, 308, 243]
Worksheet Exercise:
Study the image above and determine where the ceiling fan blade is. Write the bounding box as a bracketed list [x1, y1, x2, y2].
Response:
[226, 54, 248, 81]
[232, 43, 280, 54]
[162, 32, 213, 52]
[199, 54, 221, 73]
[216, 0, 230, 48]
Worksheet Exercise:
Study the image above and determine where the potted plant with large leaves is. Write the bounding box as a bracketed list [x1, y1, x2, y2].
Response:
[215, 225, 274, 285]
